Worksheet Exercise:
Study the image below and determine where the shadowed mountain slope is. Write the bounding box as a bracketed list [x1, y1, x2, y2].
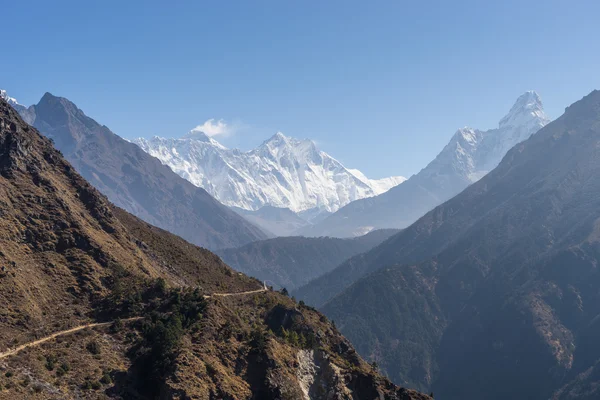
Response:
[308, 90, 600, 399]
[217, 229, 400, 290]
[13, 92, 267, 250]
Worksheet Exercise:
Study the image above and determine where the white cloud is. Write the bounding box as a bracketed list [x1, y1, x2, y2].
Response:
[191, 119, 234, 137]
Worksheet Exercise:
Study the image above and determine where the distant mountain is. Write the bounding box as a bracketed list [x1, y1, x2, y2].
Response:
[0, 96, 430, 400]
[300, 91, 550, 237]
[134, 131, 405, 215]
[217, 229, 400, 290]
[6, 91, 267, 250]
[309, 90, 600, 399]
[231, 205, 311, 237]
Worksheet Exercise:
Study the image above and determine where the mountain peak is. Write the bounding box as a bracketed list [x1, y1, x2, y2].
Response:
[263, 131, 289, 146]
[137, 127, 403, 213]
[498, 90, 548, 129]
[181, 128, 227, 149]
[182, 129, 211, 141]
[0, 89, 21, 107]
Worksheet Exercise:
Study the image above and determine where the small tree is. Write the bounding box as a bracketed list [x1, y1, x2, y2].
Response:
[288, 331, 299, 346]
[280, 287, 289, 296]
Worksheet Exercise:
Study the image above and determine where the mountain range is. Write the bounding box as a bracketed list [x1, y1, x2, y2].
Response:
[299, 91, 550, 237]
[2, 91, 267, 250]
[0, 94, 430, 399]
[134, 131, 405, 217]
[217, 229, 400, 291]
[298, 90, 600, 399]
[6, 84, 600, 400]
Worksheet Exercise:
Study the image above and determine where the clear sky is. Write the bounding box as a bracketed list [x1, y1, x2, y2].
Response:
[2, 0, 600, 178]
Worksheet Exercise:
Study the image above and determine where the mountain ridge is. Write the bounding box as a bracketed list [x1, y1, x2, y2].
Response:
[299, 91, 550, 237]
[134, 130, 406, 214]
[217, 228, 401, 291]
[313, 89, 600, 399]
[5, 91, 267, 250]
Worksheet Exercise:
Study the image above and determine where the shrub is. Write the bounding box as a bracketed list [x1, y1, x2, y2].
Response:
[45, 354, 58, 371]
[100, 371, 113, 385]
[56, 362, 70, 377]
[86, 340, 101, 355]
[250, 328, 267, 352]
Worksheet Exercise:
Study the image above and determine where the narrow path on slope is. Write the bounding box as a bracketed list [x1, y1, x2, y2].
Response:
[0, 283, 269, 360]
[203, 281, 268, 299]
[0, 317, 143, 360]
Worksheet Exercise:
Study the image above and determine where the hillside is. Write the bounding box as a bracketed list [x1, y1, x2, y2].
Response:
[10, 92, 267, 250]
[300, 91, 549, 238]
[0, 97, 429, 399]
[217, 229, 399, 290]
[311, 90, 600, 399]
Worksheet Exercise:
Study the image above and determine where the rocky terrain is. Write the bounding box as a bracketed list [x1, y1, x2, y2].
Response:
[0, 96, 429, 399]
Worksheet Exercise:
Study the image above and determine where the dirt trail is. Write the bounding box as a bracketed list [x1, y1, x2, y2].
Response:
[0, 284, 268, 360]
[203, 282, 268, 299]
[204, 288, 267, 298]
[0, 317, 142, 360]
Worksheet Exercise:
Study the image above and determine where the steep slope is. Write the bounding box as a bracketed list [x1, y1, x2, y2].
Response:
[232, 205, 311, 237]
[0, 97, 430, 399]
[134, 131, 405, 214]
[217, 229, 400, 290]
[10, 92, 266, 250]
[301, 91, 550, 237]
[313, 90, 600, 399]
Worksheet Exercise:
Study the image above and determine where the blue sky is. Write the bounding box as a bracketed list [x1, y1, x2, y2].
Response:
[2, 0, 600, 178]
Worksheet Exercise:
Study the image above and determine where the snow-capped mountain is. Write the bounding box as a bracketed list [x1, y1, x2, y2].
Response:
[299, 91, 550, 237]
[1, 90, 35, 123]
[134, 132, 405, 213]
[0, 89, 19, 106]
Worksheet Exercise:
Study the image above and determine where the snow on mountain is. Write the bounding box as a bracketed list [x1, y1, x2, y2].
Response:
[347, 169, 406, 194]
[299, 91, 551, 238]
[419, 91, 550, 187]
[1, 89, 36, 124]
[134, 131, 405, 213]
[0, 89, 19, 106]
